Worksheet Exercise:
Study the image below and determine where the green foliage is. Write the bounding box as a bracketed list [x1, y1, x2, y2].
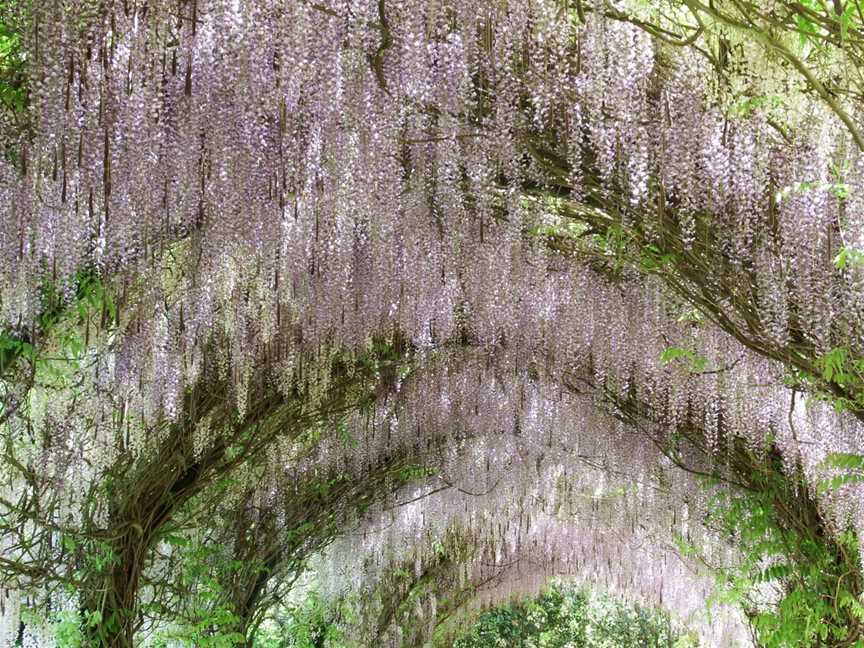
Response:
[592, 224, 634, 274]
[703, 474, 864, 647]
[660, 346, 711, 373]
[254, 590, 347, 648]
[394, 464, 436, 483]
[728, 94, 785, 119]
[638, 242, 678, 272]
[0, 271, 117, 383]
[817, 347, 856, 386]
[451, 583, 693, 648]
[834, 247, 864, 270]
[148, 534, 249, 648]
[0, 1, 28, 163]
[53, 611, 85, 648]
[17, 606, 104, 648]
[783, 346, 864, 414]
[818, 452, 864, 494]
[0, 14, 26, 113]
[58, 534, 120, 584]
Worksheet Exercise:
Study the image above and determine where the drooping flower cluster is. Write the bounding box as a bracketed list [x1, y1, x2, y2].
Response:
[311, 355, 747, 645]
[3, 0, 861, 400]
[2, 0, 864, 645]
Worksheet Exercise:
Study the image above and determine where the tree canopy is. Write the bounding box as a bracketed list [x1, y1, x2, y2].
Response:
[1, 1, 864, 647]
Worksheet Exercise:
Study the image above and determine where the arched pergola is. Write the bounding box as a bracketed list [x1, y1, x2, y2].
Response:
[1, 2, 863, 646]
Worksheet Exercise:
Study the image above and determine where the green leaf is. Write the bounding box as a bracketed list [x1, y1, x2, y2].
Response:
[835, 247, 864, 269]
[660, 347, 690, 364]
[819, 347, 850, 383]
[823, 452, 864, 470]
[840, 2, 855, 43]
[691, 355, 708, 372]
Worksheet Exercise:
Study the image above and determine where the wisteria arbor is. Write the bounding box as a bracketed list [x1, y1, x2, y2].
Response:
[1, 0, 864, 647]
